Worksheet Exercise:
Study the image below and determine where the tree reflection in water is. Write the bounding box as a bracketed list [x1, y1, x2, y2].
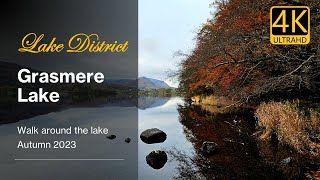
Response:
[167, 147, 207, 180]
[167, 103, 286, 180]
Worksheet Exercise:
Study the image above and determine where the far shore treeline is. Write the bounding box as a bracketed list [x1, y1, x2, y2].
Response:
[139, 88, 177, 97]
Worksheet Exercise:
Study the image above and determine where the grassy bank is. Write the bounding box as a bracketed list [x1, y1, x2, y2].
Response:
[196, 95, 320, 157]
[256, 101, 320, 157]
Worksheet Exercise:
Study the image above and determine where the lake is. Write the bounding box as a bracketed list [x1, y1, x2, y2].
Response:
[0, 96, 317, 179]
[139, 97, 316, 179]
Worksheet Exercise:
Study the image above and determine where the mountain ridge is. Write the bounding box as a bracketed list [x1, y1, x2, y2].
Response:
[138, 76, 173, 90]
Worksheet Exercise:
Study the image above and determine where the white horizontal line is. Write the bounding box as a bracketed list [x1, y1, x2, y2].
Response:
[14, 159, 124, 161]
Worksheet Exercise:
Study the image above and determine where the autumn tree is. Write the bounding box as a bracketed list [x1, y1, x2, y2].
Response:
[178, 0, 320, 104]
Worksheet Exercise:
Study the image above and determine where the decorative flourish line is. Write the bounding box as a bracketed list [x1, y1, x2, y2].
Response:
[14, 159, 124, 161]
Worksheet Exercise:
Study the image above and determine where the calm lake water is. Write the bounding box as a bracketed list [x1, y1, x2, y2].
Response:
[139, 97, 194, 179]
[0, 96, 317, 179]
[0, 104, 138, 180]
[139, 97, 280, 180]
[139, 97, 317, 179]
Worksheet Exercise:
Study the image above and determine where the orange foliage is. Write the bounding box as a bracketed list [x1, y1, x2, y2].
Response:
[189, 79, 206, 91]
[186, 0, 271, 94]
[219, 65, 244, 90]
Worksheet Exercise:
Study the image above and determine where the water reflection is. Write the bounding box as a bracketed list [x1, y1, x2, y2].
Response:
[1, 96, 318, 179]
[0, 105, 138, 180]
[138, 96, 170, 110]
[172, 104, 284, 179]
[140, 97, 318, 179]
[139, 97, 192, 180]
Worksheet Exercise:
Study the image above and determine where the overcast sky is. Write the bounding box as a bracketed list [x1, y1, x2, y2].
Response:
[139, 0, 213, 87]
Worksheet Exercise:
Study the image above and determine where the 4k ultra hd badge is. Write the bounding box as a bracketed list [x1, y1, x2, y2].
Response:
[270, 6, 310, 45]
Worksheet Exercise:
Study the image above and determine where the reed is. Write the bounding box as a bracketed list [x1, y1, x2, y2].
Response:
[256, 101, 320, 157]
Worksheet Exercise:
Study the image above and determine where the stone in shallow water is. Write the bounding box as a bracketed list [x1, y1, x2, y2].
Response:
[281, 157, 293, 165]
[106, 135, 116, 139]
[201, 141, 218, 154]
[146, 150, 167, 169]
[125, 138, 131, 143]
[140, 128, 167, 144]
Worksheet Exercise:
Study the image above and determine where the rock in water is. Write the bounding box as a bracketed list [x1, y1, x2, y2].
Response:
[106, 135, 116, 140]
[125, 138, 131, 143]
[201, 141, 218, 154]
[140, 128, 167, 144]
[281, 157, 293, 165]
[146, 150, 167, 169]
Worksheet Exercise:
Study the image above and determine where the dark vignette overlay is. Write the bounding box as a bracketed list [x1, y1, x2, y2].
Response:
[0, 0, 138, 180]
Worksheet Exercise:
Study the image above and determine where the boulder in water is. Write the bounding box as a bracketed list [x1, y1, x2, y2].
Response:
[201, 141, 218, 154]
[146, 150, 167, 169]
[281, 157, 293, 165]
[106, 135, 116, 140]
[140, 128, 166, 144]
[125, 138, 131, 143]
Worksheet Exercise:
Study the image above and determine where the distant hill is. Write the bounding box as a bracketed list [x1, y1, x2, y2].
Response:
[0, 61, 173, 91]
[105, 79, 137, 88]
[138, 77, 173, 90]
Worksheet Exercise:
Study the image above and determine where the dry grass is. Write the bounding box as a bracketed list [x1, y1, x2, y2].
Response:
[256, 101, 320, 157]
[200, 96, 234, 107]
[197, 95, 237, 114]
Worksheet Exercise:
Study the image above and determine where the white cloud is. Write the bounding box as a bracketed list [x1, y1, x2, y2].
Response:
[138, 0, 213, 86]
